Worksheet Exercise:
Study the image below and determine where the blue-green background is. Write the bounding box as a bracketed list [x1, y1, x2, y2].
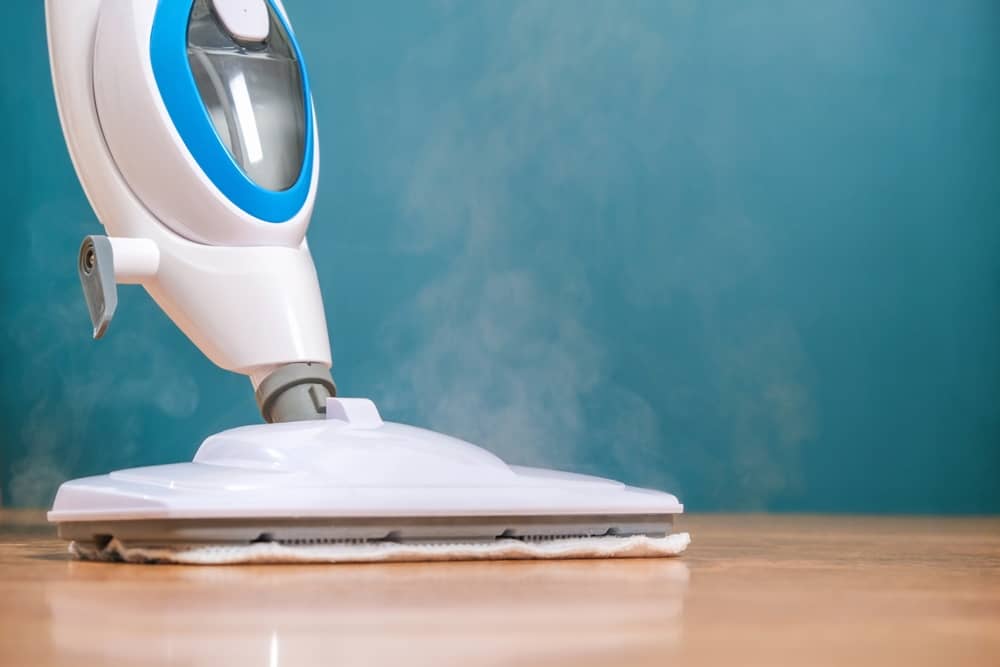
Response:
[2, 1, 998, 512]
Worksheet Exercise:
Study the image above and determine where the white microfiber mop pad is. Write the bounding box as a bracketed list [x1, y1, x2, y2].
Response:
[69, 533, 691, 564]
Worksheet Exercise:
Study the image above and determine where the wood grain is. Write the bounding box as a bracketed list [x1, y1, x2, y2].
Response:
[0, 511, 997, 666]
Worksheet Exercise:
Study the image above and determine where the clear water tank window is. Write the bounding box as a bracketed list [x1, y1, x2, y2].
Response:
[187, 0, 306, 192]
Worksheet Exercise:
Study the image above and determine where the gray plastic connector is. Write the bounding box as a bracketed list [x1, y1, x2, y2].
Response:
[78, 235, 117, 339]
[255, 362, 337, 423]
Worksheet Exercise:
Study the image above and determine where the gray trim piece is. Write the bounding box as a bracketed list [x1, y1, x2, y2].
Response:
[57, 513, 675, 547]
[78, 235, 117, 339]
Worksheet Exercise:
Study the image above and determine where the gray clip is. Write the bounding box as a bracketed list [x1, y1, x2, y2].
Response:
[78, 235, 117, 339]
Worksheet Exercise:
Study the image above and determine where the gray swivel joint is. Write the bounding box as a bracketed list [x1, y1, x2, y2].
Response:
[254, 362, 337, 423]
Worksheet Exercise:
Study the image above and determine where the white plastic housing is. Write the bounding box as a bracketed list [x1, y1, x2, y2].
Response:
[94, 0, 317, 247]
[46, 0, 331, 374]
[49, 399, 684, 523]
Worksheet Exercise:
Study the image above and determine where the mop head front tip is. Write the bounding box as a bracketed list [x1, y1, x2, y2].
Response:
[69, 533, 691, 565]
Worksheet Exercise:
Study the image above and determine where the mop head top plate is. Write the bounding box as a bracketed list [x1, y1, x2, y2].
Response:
[70, 532, 691, 564]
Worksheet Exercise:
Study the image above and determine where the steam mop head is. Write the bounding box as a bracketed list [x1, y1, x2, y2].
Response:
[51, 399, 686, 564]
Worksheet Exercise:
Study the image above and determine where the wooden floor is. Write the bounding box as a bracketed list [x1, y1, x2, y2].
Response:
[0, 511, 997, 666]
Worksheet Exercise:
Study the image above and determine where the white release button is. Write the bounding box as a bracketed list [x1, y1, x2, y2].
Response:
[211, 0, 270, 43]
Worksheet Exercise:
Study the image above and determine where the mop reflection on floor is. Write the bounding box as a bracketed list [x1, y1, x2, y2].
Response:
[45, 559, 690, 664]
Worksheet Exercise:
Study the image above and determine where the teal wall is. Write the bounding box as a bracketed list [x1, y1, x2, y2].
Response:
[2, 1, 998, 512]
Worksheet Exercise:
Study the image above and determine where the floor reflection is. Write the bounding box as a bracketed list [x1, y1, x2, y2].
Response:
[45, 557, 688, 665]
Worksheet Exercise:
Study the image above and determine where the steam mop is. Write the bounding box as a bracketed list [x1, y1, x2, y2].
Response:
[45, 0, 687, 563]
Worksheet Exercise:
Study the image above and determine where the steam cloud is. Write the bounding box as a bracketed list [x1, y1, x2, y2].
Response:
[374, 0, 815, 507]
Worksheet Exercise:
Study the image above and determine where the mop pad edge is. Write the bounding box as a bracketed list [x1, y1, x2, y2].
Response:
[69, 532, 691, 564]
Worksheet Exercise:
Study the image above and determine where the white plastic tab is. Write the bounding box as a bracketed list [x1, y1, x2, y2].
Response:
[211, 0, 270, 42]
[108, 237, 160, 284]
[325, 398, 384, 429]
